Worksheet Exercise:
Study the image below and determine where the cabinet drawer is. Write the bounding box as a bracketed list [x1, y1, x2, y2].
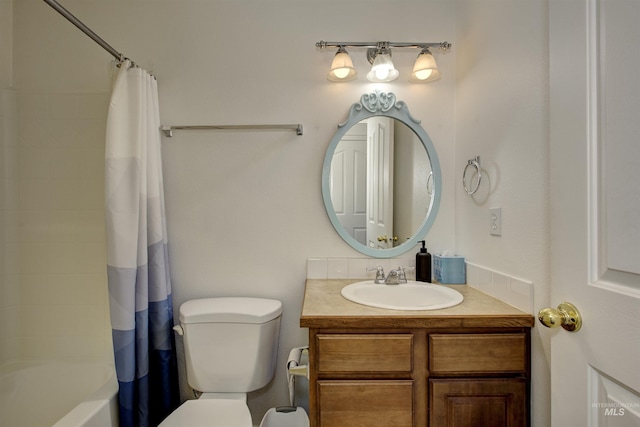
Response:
[429, 333, 527, 374]
[318, 380, 414, 427]
[316, 334, 413, 373]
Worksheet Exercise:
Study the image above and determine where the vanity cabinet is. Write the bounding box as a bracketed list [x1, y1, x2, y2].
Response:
[300, 280, 535, 427]
[306, 329, 530, 427]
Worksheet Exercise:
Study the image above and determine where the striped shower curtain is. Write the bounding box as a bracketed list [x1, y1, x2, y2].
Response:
[105, 60, 179, 427]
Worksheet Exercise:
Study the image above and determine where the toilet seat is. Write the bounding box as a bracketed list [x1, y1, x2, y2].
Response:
[159, 398, 252, 427]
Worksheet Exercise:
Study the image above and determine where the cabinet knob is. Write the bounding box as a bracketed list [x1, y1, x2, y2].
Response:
[538, 302, 582, 332]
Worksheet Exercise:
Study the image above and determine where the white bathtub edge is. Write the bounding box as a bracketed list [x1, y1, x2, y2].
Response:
[52, 364, 119, 427]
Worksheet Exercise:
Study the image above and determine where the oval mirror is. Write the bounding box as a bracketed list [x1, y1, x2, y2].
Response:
[322, 90, 442, 257]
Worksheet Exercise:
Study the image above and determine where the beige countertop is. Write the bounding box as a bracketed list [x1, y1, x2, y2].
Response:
[300, 279, 535, 329]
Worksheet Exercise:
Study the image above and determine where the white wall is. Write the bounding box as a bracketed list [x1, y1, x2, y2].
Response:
[454, 1, 550, 426]
[13, 0, 456, 422]
[8, 0, 552, 425]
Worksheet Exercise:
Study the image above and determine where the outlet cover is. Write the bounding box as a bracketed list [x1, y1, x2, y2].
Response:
[490, 208, 502, 236]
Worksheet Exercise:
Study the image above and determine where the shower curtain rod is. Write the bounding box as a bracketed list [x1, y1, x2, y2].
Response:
[161, 124, 304, 137]
[43, 0, 128, 63]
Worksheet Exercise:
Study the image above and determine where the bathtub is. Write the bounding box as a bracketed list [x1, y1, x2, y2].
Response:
[0, 360, 119, 427]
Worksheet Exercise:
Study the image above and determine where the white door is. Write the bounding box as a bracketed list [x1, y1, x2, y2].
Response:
[548, 0, 640, 425]
[330, 124, 367, 245]
[366, 117, 394, 249]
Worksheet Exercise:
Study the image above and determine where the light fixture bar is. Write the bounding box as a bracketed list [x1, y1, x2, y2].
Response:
[316, 41, 451, 51]
[317, 40, 451, 83]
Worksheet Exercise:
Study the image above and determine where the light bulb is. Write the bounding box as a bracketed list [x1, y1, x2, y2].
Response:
[375, 66, 391, 80]
[413, 69, 433, 81]
[367, 52, 398, 82]
[332, 67, 350, 79]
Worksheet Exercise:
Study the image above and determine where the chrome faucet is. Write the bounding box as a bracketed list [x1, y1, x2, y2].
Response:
[368, 266, 409, 285]
[384, 267, 408, 285]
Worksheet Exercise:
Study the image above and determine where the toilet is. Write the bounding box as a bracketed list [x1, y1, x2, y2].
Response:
[160, 297, 283, 427]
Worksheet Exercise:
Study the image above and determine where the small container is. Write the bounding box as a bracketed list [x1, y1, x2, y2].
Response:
[433, 255, 466, 284]
[415, 240, 432, 283]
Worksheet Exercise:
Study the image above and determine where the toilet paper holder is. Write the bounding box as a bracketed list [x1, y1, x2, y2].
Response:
[287, 346, 309, 378]
[286, 346, 309, 408]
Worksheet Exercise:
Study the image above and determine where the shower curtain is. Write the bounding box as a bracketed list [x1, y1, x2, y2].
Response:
[105, 60, 179, 427]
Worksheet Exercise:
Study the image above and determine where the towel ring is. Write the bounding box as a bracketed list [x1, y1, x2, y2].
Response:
[426, 171, 434, 196]
[463, 156, 482, 195]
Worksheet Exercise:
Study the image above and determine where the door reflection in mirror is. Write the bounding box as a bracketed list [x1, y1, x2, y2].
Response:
[330, 118, 432, 248]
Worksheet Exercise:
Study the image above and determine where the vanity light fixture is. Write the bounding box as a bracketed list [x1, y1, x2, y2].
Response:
[366, 44, 399, 82]
[327, 46, 358, 82]
[316, 40, 451, 83]
[410, 47, 440, 82]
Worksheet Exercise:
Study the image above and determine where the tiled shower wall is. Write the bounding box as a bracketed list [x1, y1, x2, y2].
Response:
[1, 89, 19, 363]
[10, 92, 112, 362]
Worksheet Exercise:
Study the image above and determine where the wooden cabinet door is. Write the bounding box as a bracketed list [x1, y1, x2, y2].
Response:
[318, 380, 414, 427]
[429, 378, 527, 427]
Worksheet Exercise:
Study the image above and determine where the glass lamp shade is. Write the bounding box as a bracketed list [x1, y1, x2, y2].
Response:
[366, 53, 399, 82]
[409, 50, 441, 83]
[327, 49, 357, 82]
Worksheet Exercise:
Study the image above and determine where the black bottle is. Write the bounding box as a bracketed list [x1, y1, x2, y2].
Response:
[415, 240, 432, 283]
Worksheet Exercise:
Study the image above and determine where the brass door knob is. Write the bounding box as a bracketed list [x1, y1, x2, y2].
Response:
[377, 235, 388, 242]
[538, 302, 582, 332]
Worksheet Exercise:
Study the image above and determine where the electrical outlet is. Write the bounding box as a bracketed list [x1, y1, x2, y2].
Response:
[490, 208, 502, 236]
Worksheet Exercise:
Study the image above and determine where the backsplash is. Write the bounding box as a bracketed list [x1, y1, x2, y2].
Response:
[307, 258, 534, 314]
[307, 257, 416, 280]
[465, 262, 534, 314]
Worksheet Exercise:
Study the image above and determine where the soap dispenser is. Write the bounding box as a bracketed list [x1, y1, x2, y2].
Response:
[416, 240, 432, 283]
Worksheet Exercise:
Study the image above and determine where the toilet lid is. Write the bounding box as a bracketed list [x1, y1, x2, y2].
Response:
[159, 399, 252, 427]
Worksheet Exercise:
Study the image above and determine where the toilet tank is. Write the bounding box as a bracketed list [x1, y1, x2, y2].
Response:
[178, 297, 282, 393]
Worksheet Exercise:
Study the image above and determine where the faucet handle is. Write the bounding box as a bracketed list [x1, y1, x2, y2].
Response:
[395, 266, 415, 283]
[367, 266, 385, 284]
[396, 266, 407, 283]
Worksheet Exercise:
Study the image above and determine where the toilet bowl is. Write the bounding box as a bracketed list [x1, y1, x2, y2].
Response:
[159, 297, 282, 427]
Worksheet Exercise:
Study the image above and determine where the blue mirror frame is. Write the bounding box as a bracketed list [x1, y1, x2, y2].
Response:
[321, 90, 442, 258]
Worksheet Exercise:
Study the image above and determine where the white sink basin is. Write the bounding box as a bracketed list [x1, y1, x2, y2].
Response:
[341, 281, 464, 311]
